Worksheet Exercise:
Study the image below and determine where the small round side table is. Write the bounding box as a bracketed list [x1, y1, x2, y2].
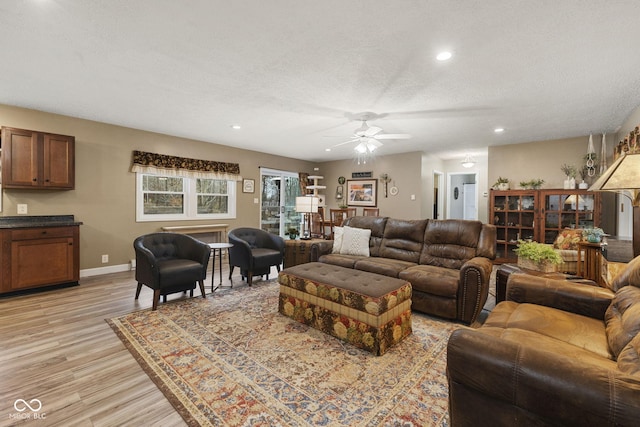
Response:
[208, 242, 234, 293]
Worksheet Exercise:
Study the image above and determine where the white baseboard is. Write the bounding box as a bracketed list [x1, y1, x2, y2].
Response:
[80, 263, 133, 278]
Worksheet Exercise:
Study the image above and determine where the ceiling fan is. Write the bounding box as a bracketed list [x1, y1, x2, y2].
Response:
[331, 116, 411, 154]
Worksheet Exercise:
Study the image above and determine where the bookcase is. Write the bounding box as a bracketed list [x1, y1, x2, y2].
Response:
[490, 189, 601, 263]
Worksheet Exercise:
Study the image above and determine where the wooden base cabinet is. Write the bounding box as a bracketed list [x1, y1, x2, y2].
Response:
[490, 189, 601, 263]
[0, 226, 80, 293]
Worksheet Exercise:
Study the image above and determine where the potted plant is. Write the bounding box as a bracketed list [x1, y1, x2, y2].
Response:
[287, 227, 299, 240]
[582, 227, 605, 243]
[560, 164, 577, 189]
[519, 179, 544, 190]
[492, 177, 510, 191]
[514, 240, 563, 273]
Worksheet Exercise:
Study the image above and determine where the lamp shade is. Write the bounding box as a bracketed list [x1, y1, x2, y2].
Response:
[589, 152, 640, 205]
[295, 196, 319, 213]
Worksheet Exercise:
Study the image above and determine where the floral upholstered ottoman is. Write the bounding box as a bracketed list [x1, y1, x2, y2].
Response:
[278, 262, 412, 355]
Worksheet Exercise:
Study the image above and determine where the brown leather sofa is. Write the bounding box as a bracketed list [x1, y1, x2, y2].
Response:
[447, 256, 640, 426]
[311, 216, 496, 324]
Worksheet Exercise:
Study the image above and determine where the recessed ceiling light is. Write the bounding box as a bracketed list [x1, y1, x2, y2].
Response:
[436, 51, 452, 61]
[494, 128, 504, 133]
[230, 124, 241, 130]
[325, 148, 331, 152]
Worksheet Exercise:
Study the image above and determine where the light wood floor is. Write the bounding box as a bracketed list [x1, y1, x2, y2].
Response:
[0, 263, 263, 427]
[0, 263, 495, 426]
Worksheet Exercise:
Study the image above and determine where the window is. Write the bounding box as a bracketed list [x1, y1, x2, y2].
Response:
[136, 173, 236, 222]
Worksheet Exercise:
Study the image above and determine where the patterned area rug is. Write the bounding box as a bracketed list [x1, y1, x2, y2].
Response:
[107, 280, 464, 426]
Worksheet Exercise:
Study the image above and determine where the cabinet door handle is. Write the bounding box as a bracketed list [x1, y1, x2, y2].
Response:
[68, 242, 73, 246]
[33, 178, 37, 181]
[42, 231, 47, 234]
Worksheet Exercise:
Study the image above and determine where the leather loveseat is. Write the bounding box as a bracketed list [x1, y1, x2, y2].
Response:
[447, 256, 640, 426]
[311, 216, 496, 324]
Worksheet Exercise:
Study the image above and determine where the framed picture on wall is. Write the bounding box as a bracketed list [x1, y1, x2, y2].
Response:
[347, 179, 377, 207]
[242, 179, 255, 193]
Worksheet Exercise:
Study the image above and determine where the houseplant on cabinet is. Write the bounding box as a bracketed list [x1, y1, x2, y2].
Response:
[514, 240, 563, 273]
[492, 177, 510, 191]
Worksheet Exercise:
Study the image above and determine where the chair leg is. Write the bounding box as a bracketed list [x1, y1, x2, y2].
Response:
[135, 283, 143, 299]
[198, 280, 206, 298]
[247, 272, 253, 286]
[229, 266, 235, 280]
[152, 289, 160, 310]
[189, 289, 194, 297]
[163, 295, 167, 303]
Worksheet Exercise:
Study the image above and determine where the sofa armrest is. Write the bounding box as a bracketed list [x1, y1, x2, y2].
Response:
[447, 329, 640, 426]
[457, 256, 493, 324]
[506, 274, 614, 319]
[310, 240, 334, 262]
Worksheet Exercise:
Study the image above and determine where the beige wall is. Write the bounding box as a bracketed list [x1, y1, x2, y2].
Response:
[488, 135, 617, 234]
[317, 152, 423, 219]
[0, 104, 315, 271]
[488, 136, 593, 189]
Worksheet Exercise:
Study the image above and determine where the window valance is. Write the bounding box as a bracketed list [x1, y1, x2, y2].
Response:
[131, 150, 242, 181]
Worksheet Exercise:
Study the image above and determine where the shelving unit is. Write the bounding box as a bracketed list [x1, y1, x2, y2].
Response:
[306, 175, 326, 206]
[490, 189, 601, 263]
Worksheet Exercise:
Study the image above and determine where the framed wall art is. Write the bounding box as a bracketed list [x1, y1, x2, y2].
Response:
[242, 178, 255, 193]
[347, 179, 377, 207]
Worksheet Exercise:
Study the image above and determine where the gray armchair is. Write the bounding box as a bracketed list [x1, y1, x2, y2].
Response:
[228, 228, 285, 285]
[134, 232, 210, 310]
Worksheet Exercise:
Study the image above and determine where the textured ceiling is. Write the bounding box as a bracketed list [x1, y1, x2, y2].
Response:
[1, 1, 640, 162]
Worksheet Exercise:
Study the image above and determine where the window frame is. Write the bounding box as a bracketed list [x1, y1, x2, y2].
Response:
[136, 173, 236, 222]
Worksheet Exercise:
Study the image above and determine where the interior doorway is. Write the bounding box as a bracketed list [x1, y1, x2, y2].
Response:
[433, 171, 444, 219]
[446, 172, 478, 220]
[259, 168, 301, 237]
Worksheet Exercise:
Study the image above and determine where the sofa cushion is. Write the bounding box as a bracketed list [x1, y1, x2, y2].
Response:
[342, 216, 387, 257]
[617, 334, 640, 375]
[318, 253, 364, 269]
[354, 257, 417, 278]
[399, 264, 459, 298]
[340, 226, 371, 256]
[605, 285, 640, 357]
[420, 219, 482, 269]
[612, 255, 640, 292]
[553, 228, 584, 250]
[484, 301, 612, 359]
[379, 218, 428, 263]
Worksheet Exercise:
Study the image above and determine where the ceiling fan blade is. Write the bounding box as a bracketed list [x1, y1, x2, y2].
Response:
[332, 138, 360, 148]
[373, 133, 411, 140]
[363, 126, 382, 137]
[367, 139, 383, 148]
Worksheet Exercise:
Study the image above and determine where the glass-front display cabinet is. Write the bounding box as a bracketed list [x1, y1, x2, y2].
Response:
[489, 189, 601, 263]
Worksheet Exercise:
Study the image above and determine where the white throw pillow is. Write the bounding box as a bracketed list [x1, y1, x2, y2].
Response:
[340, 226, 371, 257]
[332, 227, 344, 253]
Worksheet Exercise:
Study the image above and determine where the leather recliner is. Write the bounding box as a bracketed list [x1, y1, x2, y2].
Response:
[134, 232, 210, 310]
[228, 228, 285, 285]
[447, 256, 640, 426]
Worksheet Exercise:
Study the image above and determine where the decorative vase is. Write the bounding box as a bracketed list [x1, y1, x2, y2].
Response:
[517, 257, 558, 273]
[497, 183, 509, 191]
[587, 234, 601, 243]
[578, 180, 589, 189]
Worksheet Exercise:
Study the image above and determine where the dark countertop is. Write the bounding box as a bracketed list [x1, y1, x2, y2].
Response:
[0, 215, 83, 228]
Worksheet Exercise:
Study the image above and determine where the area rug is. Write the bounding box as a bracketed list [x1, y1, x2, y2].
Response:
[107, 280, 464, 426]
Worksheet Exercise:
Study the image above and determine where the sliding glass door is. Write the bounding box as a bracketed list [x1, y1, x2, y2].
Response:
[260, 168, 301, 237]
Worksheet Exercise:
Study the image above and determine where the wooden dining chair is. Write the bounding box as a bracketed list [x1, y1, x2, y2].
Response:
[329, 208, 357, 238]
[362, 208, 379, 216]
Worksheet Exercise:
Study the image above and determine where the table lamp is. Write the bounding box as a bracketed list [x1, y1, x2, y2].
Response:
[295, 196, 319, 240]
[589, 152, 640, 257]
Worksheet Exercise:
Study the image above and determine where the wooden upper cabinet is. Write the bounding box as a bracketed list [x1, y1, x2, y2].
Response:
[1, 126, 75, 190]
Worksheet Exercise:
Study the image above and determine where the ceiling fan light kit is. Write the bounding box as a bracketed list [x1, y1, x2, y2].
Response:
[461, 154, 475, 168]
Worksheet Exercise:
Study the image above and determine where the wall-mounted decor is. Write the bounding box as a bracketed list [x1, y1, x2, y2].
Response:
[242, 178, 255, 193]
[338, 176, 346, 184]
[389, 186, 398, 196]
[347, 179, 377, 207]
[335, 185, 344, 200]
[351, 171, 372, 178]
